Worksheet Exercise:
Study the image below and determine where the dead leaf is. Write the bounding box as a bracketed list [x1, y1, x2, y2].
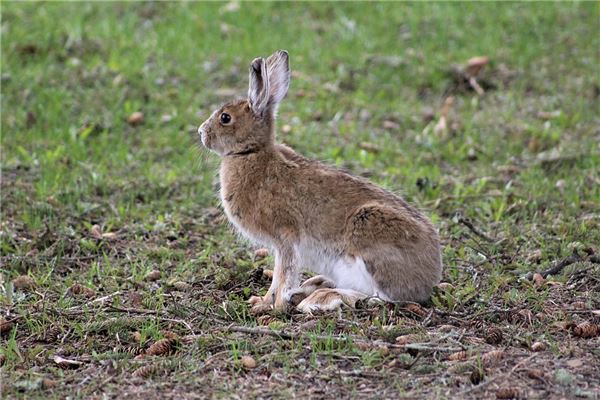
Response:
[566, 359, 584, 368]
[434, 96, 454, 138]
[90, 224, 103, 239]
[465, 56, 489, 77]
[101, 232, 117, 239]
[536, 110, 561, 120]
[532, 273, 545, 288]
[395, 334, 418, 345]
[42, 378, 58, 389]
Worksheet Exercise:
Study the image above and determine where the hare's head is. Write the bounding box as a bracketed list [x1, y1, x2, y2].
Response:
[198, 50, 290, 156]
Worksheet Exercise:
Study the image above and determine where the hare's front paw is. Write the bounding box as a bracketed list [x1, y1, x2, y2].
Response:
[248, 295, 272, 315]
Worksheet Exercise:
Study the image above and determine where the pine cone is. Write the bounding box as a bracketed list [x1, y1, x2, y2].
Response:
[12, 275, 35, 290]
[447, 351, 469, 361]
[403, 303, 427, 317]
[573, 322, 599, 338]
[132, 364, 155, 378]
[171, 281, 192, 291]
[42, 326, 62, 343]
[485, 327, 503, 345]
[124, 345, 146, 356]
[67, 283, 95, 298]
[481, 349, 505, 366]
[496, 387, 519, 399]
[470, 367, 485, 384]
[0, 318, 14, 335]
[146, 338, 177, 356]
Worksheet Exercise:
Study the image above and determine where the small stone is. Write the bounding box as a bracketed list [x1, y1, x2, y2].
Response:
[254, 248, 269, 259]
[467, 148, 477, 161]
[382, 120, 400, 130]
[127, 112, 144, 126]
[240, 355, 257, 369]
[437, 282, 454, 291]
[145, 270, 161, 282]
[281, 124, 292, 133]
[262, 269, 274, 279]
[531, 341, 546, 352]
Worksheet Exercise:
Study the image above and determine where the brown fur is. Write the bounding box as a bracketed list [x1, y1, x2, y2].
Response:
[198, 50, 442, 312]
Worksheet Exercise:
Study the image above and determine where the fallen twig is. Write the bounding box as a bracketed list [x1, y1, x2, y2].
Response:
[223, 325, 463, 352]
[457, 217, 495, 242]
[522, 251, 599, 281]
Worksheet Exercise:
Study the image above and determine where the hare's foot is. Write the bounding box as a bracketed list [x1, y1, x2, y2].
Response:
[286, 275, 336, 306]
[296, 288, 367, 313]
[248, 295, 273, 315]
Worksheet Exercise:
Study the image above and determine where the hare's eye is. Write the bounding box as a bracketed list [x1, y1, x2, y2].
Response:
[220, 113, 232, 124]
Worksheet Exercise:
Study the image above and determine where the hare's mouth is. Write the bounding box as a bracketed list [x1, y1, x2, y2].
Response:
[198, 126, 210, 148]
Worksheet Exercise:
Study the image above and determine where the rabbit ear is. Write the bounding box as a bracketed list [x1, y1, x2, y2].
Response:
[265, 50, 290, 114]
[248, 57, 270, 115]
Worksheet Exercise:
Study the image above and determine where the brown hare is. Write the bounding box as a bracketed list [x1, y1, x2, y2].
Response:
[198, 50, 442, 313]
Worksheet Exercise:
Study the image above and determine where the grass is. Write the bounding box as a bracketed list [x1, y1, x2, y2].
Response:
[1, 2, 599, 399]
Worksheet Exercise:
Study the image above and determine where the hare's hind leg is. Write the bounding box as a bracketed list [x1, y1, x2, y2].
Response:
[287, 275, 336, 306]
[296, 288, 369, 313]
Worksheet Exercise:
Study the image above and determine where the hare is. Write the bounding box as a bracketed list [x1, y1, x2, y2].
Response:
[198, 50, 442, 313]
